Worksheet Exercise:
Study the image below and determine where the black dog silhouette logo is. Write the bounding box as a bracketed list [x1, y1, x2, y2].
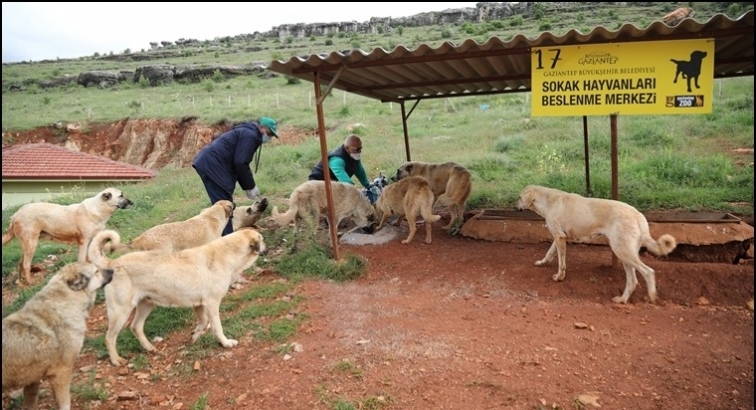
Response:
[670, 50, 708, 92]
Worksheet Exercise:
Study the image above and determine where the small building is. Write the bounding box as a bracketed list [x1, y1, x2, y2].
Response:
[2, 143, 156, 209]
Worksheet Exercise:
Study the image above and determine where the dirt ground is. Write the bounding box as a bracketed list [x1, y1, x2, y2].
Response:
[2, 213, 753, 410]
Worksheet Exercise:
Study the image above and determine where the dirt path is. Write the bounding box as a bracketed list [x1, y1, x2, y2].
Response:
[3, 222, 753, 410]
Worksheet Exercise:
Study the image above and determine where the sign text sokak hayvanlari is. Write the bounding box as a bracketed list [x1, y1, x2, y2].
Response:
[541, 77, 657, 106]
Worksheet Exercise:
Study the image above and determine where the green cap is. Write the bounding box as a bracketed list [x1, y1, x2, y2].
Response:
[259, 117, 279, 138]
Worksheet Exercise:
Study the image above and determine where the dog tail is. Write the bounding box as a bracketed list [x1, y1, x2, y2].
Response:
[2, 217, 19, 246]
[271, 206, 297, 227]
[88, 230, 122, 265]
[643, 234, 677, 257]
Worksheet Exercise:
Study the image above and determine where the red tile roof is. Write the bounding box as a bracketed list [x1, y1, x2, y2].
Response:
[2, 143, 156, 180]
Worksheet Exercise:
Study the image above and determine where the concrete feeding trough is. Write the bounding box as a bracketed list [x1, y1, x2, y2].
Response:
[460, 209, 754, 264]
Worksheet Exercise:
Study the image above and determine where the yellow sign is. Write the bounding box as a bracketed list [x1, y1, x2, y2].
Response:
[531, 39, 714, 116]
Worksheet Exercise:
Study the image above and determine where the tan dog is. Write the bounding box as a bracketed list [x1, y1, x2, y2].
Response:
[515, 185, 677, 304]
[663, 6, 693, 27]
[391, 161, 471, 231]
[374, 176, 441, 244]
[271, 180, 377, 233]
[108, 199, 234, 253]
[2, 262, 114, 410]
[233, 197, 268, 231]
[2, 188, 132, 284]
[88, 228, 266, 367]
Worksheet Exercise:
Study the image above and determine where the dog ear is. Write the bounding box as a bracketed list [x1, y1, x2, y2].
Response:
[406, 164, 413, 173]
[68, 271, 90, 291]
[246, 207, 252, 215]
[102, 191, 112, 201]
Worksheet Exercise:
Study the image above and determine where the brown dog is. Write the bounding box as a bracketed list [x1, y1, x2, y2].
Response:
[2, 188, 132, 284]
[2, 262, 114, 410]
[391, 161, 471, 231]
[271, 180, 377, 233]
[663, 6, 693, 27]
[515, 185, 677, 304]
[107, 199, 234, 253]
[374, 176, 441, 244]
[88, 228, 266, 367]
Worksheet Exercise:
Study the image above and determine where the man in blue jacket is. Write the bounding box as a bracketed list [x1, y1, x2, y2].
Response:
[192, 116, 278, 235]
[308, 134, 371, 190]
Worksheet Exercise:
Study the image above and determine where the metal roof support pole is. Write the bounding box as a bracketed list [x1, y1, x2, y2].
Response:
[400, 101, 411, 161]
[610, 112, 619, 268]
[583, 115, 592, 196]
[314, 71, 341, 260]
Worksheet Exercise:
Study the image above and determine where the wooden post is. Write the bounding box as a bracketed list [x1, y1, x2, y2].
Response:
[314, 73, 340, 261]
[610, 113, 619, 268]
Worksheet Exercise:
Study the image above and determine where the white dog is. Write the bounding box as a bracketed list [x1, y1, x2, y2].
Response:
[88, 228, 266, 366]
[515, 185, 677, 304]
[2, 188, 132, 283]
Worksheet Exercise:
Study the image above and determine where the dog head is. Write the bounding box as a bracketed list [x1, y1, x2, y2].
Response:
[372, 172, 389, 189]
[233, 198, 268, 230]
[391, 162, 414, 182]
[353, 195, 379, 234]
[212, 200, 236, 219]
[690, 50, 707, 62]
[515, 185, 537, 211]
[235, 227, 267, 255]
[61, 262, 114, 293]
[100, 188, 133, 210]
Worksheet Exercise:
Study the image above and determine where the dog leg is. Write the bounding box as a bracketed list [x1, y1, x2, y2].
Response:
[614, 263, 639, 304]
[48, 368, 73, 410]
[191, 305, 211, 343]
[554, 235, 568, 281]
[19, 235, 39, 284]
[535, 241, 558, 267]
[22, 382, 41, 410]
[402, 214, 416, 244]
[205, 300, 238, 348]
[106, 304, 134, 367]
[131, 299, 158, 352]
[77, 238, 89, 263]
[424, 216, 433, 244]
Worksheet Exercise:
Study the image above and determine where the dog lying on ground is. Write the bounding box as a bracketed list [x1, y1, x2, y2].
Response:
[106, 200, 235, 253]
[233, 197, 268, 231]
[88, 228, 266, 366]
[2, 188, 132, 284]
[2, 262, 114, 410]
[515, 185, 677, 304]
[391, 161, 471, 232]
[663, 6, 694, 27]
[374, 176, 441, 244]
[671, 50, 707, 93]
[271, 180, 377, 233]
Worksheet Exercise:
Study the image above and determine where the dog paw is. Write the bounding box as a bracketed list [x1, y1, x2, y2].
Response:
[612, 296, 629, 304]
[221, 339, 238, 348]
[534, 260, 546, 266]
[552, 273, 566, 282]
[110, 356, 128, 367]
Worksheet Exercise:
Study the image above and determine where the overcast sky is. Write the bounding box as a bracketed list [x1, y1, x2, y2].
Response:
[2, 2, 477, 63]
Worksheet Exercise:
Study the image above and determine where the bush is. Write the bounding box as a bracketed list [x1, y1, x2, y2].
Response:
[325, 39, 334, 46]
[509, 15, 523, 26]
[212, 69, 223, 83]
[539, 19, 553, 31]
[285, 75, 301, 85]
[441, 28, 453, 39]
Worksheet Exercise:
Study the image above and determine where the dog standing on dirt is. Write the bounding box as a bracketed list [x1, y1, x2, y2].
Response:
[515, 185, 677, 304]
[391, 161, 471, 231]
[2, 188, 132, 284]
[2, 262, 114, 410]
[233, 197, 269, 231]
[374, 176, 441, 244]
[271, 180, 377, 233]
[88, 228, 266, 367]
[106, 199, 235, 253]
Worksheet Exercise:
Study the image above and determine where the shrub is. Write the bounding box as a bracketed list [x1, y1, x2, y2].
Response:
[325, 39, 334, 46]
[212, 69, 223, 83]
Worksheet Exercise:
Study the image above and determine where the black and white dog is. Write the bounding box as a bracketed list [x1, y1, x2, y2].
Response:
[362, 172, 388, 204]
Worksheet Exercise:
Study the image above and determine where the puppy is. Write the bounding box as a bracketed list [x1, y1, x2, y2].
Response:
[391, 161, 471, 231]
[671, 50, 707, 93]
[515, 185, 677, 304]
[88, 228, 266, 366]
[271, 180, 377, 233]
[2, 262, 114, 410]
[2, 188, 132, 284]
[108, 200, 234, 253]
[374, 176, 441, 244]
[233, 197, 269, 231]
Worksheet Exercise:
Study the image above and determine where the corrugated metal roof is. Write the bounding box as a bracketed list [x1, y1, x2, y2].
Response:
[269, 11, 754, 102]
[2, 143, 157, 180]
